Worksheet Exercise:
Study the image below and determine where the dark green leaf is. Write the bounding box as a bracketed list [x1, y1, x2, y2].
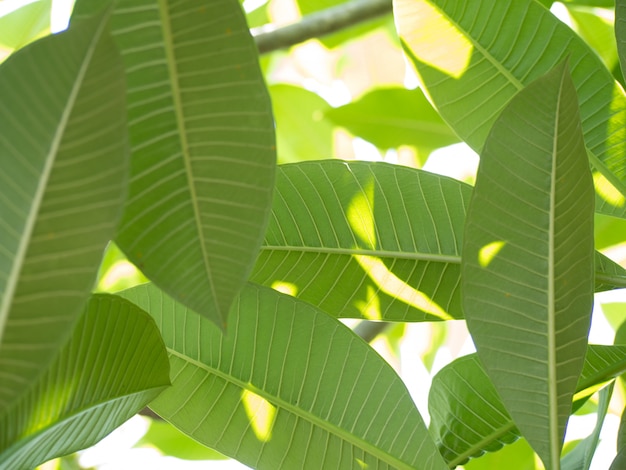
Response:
[0, 11, 128, 408]
[461, 62, 594, 468]
[73, 0, 276, 329]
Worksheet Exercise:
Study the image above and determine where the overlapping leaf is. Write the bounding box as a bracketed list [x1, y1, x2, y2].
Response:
[72, 0, 276, 328]
[395, 0, 626, 217]
[429, 346, 626, 468]
[0, 294, 170, 469]
[251, 160, 626, 322]
[0, 12, 128, 409]
[118, 282, 448, 470]
[461, 63, 594, 468]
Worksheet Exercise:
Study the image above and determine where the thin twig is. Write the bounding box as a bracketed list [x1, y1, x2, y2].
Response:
[253, 0, 393, 55]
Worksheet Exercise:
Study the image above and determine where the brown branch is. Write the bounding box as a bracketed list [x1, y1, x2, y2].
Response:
[253, 0, 393, 55]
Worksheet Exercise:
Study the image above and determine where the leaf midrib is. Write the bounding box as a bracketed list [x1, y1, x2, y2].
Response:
[167, 348, 419, 469]
[260, 245, 626, 288]
[0, 14, 109, 346]
[158, 0, 220, 320]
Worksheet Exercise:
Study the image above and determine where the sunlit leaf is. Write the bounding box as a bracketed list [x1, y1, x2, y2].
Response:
[118, 282, 448, 470]
[395, 0, 626, 218]
[0, 11, 128, 408]
[0, 0, 51, 50]
[0, 295, 170, 469]
[461, 62, 594, 468]
[251, 161, 626, 322]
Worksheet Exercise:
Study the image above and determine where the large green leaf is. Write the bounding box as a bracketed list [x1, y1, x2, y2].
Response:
[252, 160, 470, 322]
[0, 12, 128, 409]
[395, 0, 626, 218]
[251, 160, 626, 322]
[325, 87, 459, 153]
[429, 346, 626, 468]
[461, 63, 595, 468]
[0, 294, 170, 469]
[72, 0, 276, 329]
[118, 282, 448, 470]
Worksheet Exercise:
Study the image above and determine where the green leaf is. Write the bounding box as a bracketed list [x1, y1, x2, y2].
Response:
[251, 160, 626, 322]
[567, 6, 618, 71]
[0, 0, 51, 50]
[395, 0, 626, 218]
[118, 282, 448, 470]
[610, 450, 626, 470]
[616, 0, 626, 82]
[253, 160, 470, 322]
[463, 439, 538, 470]
[461, 62, 595, 468]
[429, 346, 626, 468]
[72, 0, 276, 329]
[561, 382, 613, 470]
[0, 12, 128, 409]
[325, 87, 459, 153]
[428, 354, 519, 467]
[270, 84, 334, 163]
[594, 214, 626, 249]
[137, 420, 228, 460]
[0, 294, 170, 469]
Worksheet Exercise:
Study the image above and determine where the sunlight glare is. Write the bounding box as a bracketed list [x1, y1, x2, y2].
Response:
[395, 0, 473, 79]
[593, 172, 626, 208]
[353, 255, 452, 320]
[478, 241, 506, 268]
[242, 389, 276, 442]
[347, 180, 377, 250]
